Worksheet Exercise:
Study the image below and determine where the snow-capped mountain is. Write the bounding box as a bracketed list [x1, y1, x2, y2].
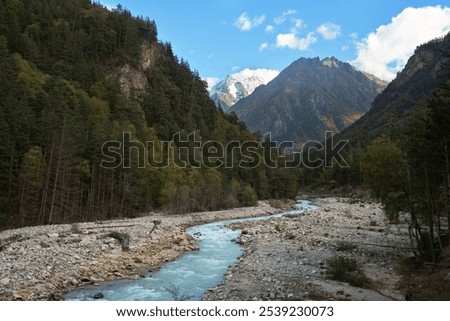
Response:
[209, 68, 279, 109]
[231, 57, 388, 143]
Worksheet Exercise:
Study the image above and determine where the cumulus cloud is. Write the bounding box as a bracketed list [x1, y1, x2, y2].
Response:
[234, 12, 266, 31]
[276, 32, 317, 51]
[353, 6, 450, 81]
[316, 23, 341, 40]
[274, 9, 296, 25]
[293, 19, 303, 30]
[265, 25, 274, 33]
[259, 42, 269, 52]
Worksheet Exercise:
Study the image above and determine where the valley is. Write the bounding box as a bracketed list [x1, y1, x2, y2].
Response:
[0, 0, 449, 304]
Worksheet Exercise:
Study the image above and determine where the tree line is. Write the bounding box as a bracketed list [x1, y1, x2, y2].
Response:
[0, 0, 301, 229]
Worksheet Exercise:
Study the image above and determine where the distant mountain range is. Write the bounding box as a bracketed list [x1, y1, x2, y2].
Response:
[229, 57, 388, 143]
[209, 68, 279, 109]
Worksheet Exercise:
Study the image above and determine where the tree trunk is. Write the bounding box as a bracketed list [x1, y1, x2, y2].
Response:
[425, 170, 435, 263]
[48, 117, 67, 224]
[39, 136, 56, 225]
[444, 140, 450, 236]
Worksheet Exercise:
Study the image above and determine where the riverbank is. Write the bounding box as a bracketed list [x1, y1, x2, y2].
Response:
[203, 197, 411, 301]
[0, 201, 282, 300]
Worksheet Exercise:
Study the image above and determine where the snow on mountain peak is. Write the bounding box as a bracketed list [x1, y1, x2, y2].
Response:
[209, 68, 279, 109]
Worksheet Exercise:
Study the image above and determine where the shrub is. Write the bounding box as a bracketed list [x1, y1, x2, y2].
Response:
[326, 256, 370, 288]
[107, 231, 130, 251]
[335, 241, 357, 252]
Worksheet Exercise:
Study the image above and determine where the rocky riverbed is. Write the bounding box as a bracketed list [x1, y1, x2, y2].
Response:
[203, 197, 411, 301]
[0, 201, 280, 301]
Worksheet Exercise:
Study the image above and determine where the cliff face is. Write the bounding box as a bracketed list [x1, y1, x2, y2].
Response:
[111, 42, 161, 99]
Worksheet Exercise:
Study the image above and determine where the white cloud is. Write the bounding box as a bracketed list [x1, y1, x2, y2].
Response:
[234, 12, 266, 31]
[316, 23, 341, 40]
[276, 32, 317, 51]
[232, 66, 241, 72]
[231, 68, 280, 84]
[265, 25, 274, 33]
[274, 9, 296, 25]
[293, 19, 303, 30]
[259, 42, 269, 52]
[203, 77, 219, 90]
[353, 6, 450, 81]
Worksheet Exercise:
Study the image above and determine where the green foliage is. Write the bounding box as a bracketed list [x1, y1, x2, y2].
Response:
[22, 146, 44, 187]
[303, 36, 450, 263]
[360, 136, 408, 222]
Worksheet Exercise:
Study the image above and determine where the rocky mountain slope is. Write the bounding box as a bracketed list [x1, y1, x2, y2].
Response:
[230, 57, 387, 143]
[336, 33, 450, 145]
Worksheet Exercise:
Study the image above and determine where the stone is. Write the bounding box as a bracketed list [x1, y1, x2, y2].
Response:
[39, 241, 50, 248]
[47, 233, 59, 238]
[93, 292, 104, 299]
[445, 272, 450, 282]
[286, 233, 296, 240]
[0, 278, 10, 286]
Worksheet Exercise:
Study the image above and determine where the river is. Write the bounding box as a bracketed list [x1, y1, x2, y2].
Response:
[65, 200, 316, 301]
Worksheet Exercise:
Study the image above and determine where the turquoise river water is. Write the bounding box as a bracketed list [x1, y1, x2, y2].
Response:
[65, 200, 316, 301]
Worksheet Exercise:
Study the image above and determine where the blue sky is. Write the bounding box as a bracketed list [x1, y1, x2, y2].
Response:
[100, 1, 450, 82]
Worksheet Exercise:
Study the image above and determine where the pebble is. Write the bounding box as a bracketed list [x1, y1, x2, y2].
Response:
[0, 201, 280, 300]
[204, 197, 410, 301]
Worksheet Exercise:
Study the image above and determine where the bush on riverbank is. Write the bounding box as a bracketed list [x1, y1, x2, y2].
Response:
[326, 256, 370, 288]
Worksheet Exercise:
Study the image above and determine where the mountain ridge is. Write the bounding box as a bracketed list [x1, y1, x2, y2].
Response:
[230, 56, 388, 143]
[336, 32, 450, 145]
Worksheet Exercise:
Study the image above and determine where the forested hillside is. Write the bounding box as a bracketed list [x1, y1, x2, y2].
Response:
[311, 34, 450, 263]
[0, 0, 299, 229]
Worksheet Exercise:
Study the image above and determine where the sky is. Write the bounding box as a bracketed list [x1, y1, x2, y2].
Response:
[99, 1, 450, 85]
